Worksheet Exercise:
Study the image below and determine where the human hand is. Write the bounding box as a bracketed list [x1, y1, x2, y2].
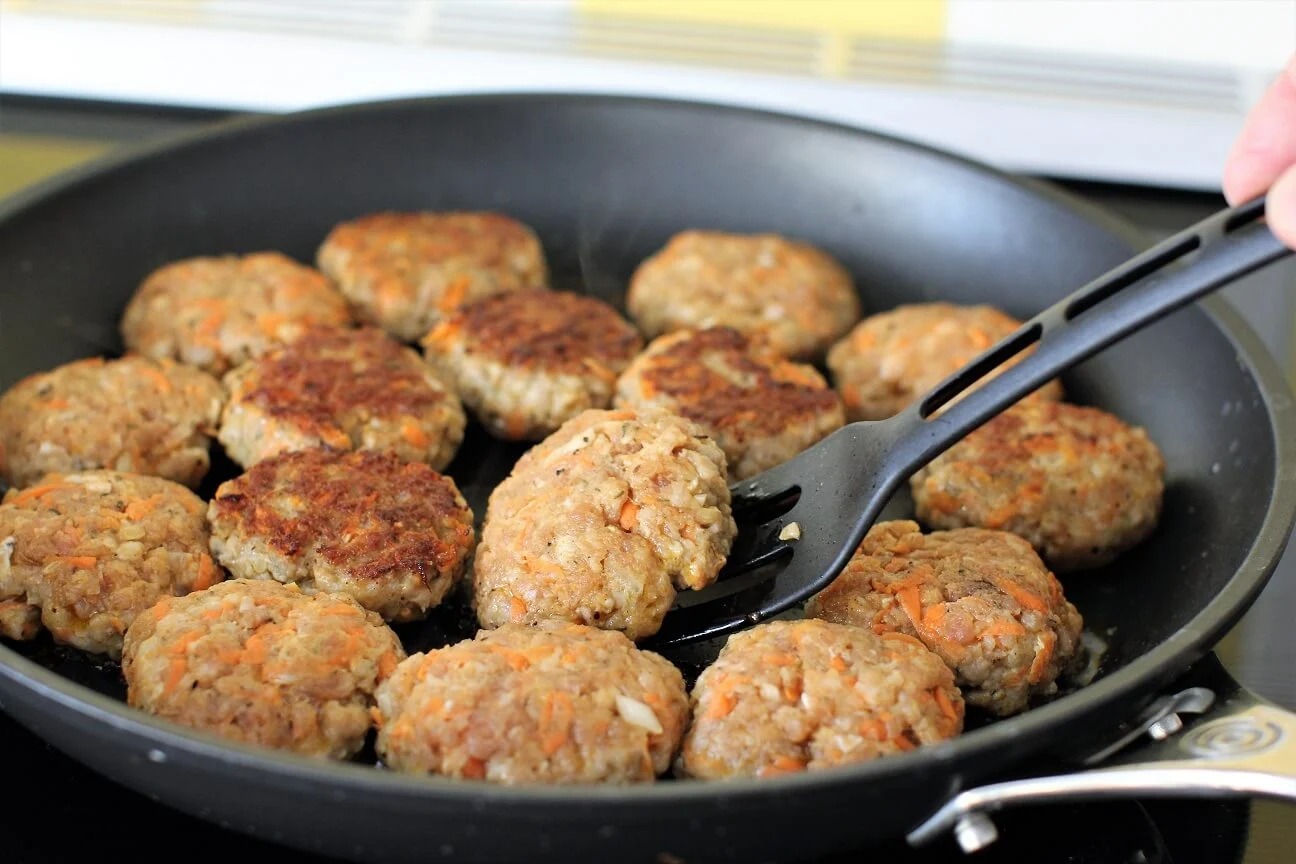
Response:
[1223, 54, 1296, 248]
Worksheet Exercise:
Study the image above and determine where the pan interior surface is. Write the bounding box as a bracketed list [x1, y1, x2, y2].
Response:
[0, 95, 1291, 861]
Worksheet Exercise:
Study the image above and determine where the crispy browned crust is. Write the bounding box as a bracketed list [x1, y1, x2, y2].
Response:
[424, 289, 642, 374]
[624, 327, 838, 434]
[236, 326, 444, 429]
[210, 449, 474, 583]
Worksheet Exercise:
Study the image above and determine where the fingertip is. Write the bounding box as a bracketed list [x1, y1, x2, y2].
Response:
[1223, 151, 1276, 207]
[1265, 166, 1296, 250]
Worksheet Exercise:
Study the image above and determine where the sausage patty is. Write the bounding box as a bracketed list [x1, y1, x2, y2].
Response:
[0, 470, 221, 657]
[218, 325, 465, 470]
[910, 401, 1165, 571]
[122, 579, 405, 760]
[614, 327, 844, 480]
[677, 619, 963, 779]
[375, 621, 689, 784]
[317, 211, 548, 342]
[209, 448, 474, 623]
[473, 408, 735, 640]
[626, 230, 860, 361]
[0, 356, 224, 490]
[423, 288, 643, 440]
[826, 303, 1064, 421]
[806, 520, 1083, 716]
[120, 252, 352, 376]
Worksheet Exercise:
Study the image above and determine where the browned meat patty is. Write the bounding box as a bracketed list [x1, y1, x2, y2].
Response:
[0, 355, 224, 489]
[677, 618, 963, 780]
[614, 326, 844, 480]
[473, 408, 735, 640]
[0, 470, 221, 657]
[806, 520, 1083, 716]
[375, 621, 689, 784]
[208, 448, 474, 623]
[910, 401, 1165, 571]
[826, 303, 1064, 421]
[316, 211, 548, 341]
[626, 230, 860, 360]
[423, 288, 643, 440]
[122, 579, 405, 760]
[120, 252, 353, 376]
[218, 325, 465, 470]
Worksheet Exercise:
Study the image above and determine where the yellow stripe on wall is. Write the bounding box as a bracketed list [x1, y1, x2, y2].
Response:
[578, 0, 947, 42]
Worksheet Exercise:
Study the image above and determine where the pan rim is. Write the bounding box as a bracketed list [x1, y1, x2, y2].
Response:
[0, 90, 1293, 809]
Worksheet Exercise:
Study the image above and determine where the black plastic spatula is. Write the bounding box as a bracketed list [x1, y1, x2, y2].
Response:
[643, 197, 1291, 649]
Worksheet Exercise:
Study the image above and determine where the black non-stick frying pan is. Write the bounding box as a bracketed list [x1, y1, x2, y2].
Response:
[0, 94, 1293, 864]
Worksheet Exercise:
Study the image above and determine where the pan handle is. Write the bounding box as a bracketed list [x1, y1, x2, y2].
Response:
[906, 654, 1296, 852]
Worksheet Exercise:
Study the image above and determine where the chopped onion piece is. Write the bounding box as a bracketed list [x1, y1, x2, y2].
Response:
[615, 694, 663, 734]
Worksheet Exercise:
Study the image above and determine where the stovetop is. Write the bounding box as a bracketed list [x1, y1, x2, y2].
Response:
[0, 95, 1293, 864]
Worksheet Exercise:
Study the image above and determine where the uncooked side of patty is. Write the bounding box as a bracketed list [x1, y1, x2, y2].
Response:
[122, 579, 404, 759]
[625, 230, 860, 361]
[910, 402, 1165, 572]
[473, 408, 736, 640]
[375, 621, 689, 784]
[317, 211, 549, 342]
[677, 619, 963, 780]
[121, 251, 353, 376]
[806, 520, 1083, 716]
[614, 327, 845, 480]
[0, 470, 222, 657]
[826, 303, 1064, 422]
[423, 288, 644, 441]
[209, 448, 475, 622]
[218, 325, 465, 470]
[0, 356, 224, 490]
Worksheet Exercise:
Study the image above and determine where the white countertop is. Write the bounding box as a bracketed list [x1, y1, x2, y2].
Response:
[1, 0, 1292, 191]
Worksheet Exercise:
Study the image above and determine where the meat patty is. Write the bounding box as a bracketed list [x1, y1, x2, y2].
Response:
[806, 520, 1083, 716]
[123, 579, 403, 759]
[677, 619, 963, 779]
[0, 470, 221, 657]
[218, 325, 465, 470]
[614, 327, 844, 480]
[208, 448, 474, 622]
[910, 401, 1166, 571]
[316, 211, 548, 342]
[473, 408, 735, 640]
[826, 303, 1064, 421]
[120, 251, 353, 376]
[0, 355, 224, 489]
[375, 621, 689, 784]
[423, 288, 643, 440]
[626, 230, 860, 361]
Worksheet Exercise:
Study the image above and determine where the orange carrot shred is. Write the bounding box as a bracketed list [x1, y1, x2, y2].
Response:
[618, 499, 640, 532]
[9, 483, 71, 507]
[896, 586, 924, 626]
[991, 576, 1049, 613]
[932, 687, 959, 723]
[757, 755, 807, 778]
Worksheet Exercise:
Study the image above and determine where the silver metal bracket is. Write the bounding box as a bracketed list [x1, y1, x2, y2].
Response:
[907, 684, 1296, 853]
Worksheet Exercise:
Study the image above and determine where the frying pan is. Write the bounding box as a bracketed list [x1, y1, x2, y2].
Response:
[0, 94, 1293, 864]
